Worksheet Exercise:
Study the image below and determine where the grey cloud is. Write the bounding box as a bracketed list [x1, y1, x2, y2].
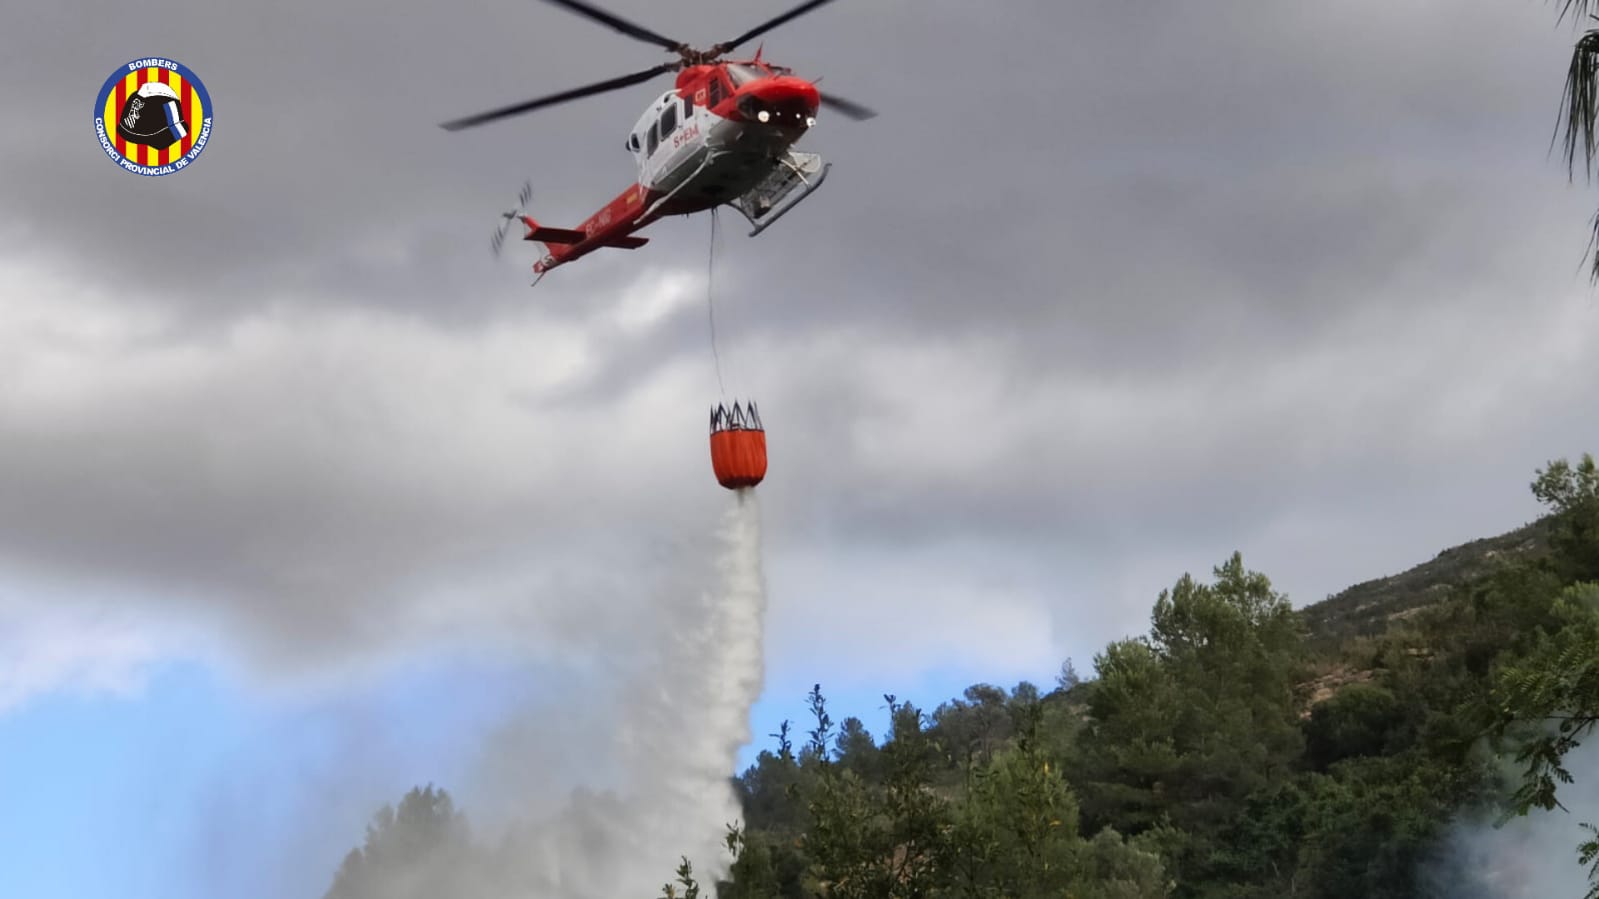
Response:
[8, 5, 1599, 894]
[2, 0, 1598, 700]
[2, 0, 1569, 327]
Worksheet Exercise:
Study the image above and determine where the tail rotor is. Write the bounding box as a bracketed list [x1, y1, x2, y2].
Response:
[491, 180, 535, 257]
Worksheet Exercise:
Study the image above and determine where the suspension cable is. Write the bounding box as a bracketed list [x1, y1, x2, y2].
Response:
[706, 207, 727, 398]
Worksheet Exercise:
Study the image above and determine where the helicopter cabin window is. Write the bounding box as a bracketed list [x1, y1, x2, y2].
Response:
[660, 101, 678, 139]
[646, 123, 658, 155]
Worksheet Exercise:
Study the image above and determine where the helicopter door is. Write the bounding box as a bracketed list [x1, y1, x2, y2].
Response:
[640, 100, 668, 186]
[645, 95, 696, 188]
[665, 96, 705, 182]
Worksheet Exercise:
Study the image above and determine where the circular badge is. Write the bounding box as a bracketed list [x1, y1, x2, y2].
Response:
[93, 57, 213, 176]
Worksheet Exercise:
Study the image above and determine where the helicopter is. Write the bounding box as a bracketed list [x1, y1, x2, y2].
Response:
[441, 0, 876, 283]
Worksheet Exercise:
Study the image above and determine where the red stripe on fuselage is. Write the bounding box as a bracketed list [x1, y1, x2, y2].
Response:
[537, 183, 662, 272]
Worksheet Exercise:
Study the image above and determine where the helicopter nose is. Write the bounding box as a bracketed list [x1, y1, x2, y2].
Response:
[748, 76, 820, 111]
[738, 76, 820, 125]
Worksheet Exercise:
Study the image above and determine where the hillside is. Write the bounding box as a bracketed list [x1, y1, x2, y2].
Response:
[708, 472, 1599, 899]
[1297, 516, 1554, 650]
[321, 460, 1599, 899]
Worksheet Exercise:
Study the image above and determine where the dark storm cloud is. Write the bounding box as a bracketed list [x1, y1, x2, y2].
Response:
[2, 0, 1599, 691]
[1, 0, 1564, 326]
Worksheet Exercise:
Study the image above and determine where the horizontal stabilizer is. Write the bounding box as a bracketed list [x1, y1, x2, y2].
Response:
[602, 236, 649, 249]
[526, 225, 587, 244]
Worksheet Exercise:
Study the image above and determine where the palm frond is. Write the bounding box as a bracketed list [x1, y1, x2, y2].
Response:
[1584, 207, 1599, 283]
[1559, 0, 1598, 25]
[1556, 29, 1599, 181]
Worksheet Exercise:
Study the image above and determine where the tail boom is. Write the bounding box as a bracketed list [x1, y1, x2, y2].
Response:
[526, 182, 663, 277]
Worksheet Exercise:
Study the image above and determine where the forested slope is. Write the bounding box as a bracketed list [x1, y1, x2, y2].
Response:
[324, 455, 1599, 899]
[701, 456, 1599, 899]
[1299, 518, 1552, 650]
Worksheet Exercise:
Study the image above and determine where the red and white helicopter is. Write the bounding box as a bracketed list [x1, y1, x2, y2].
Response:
[441, 0, 875, 283]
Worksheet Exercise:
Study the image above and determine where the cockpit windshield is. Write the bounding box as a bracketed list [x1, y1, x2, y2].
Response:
[725, 63, 768, 86]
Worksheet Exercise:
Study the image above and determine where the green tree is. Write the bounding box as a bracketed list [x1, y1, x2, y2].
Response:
[1075, 637, 1181, 836]
[737, 747, 814, 836]
[1290, 757, 1473, 899]
[1056, 658, 1083, 693]
[1302, 683, 1405, 769]
[721, 822, 810, 899]
[1532, 453, 1599, 580]
[835, 717, 881, 782]
[324, 785, 475, 899]
[1075, 554, 1305, 892]
[1073, 828, 1173, 899]
[659, 857, 703, 899]
[931, 685, 1015, 774]
[711, 453, 1599, 897]
[1495, 455, 1599, 896]
[1010, 681, 1041, 706]
[797, 688, 952, 898]
[1494, 583, 1599, 893]
[945, 701, 1082, 898]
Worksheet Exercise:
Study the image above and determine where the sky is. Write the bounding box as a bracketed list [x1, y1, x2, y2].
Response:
[3, 0, 1599, 895]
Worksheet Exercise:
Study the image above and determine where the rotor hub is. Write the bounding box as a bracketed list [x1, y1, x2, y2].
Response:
[677, 45, 730, 66]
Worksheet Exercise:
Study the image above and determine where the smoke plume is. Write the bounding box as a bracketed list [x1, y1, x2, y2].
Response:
[1421, 740, 1599, 898]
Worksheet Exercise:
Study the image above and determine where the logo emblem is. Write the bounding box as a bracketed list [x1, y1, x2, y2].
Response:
[94, 57, 212, 176]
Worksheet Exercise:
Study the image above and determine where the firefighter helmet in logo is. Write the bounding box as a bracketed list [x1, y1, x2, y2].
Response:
[94, 57, 213, 176]
[118, 82, 186, 150]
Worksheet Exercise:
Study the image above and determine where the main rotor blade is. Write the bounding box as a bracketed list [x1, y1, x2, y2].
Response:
[440, 62, 677, 131]
[720, 0, 838, 52]
[819, 92, 876, 120]
[538, 0, 683, 51]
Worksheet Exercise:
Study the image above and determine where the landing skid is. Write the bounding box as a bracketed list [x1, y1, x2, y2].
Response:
[727, 151, 830, 237]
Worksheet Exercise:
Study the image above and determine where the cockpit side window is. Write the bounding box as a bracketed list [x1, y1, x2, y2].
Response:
[660, 101, 678, 138]
[646, 122, 659, 154]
